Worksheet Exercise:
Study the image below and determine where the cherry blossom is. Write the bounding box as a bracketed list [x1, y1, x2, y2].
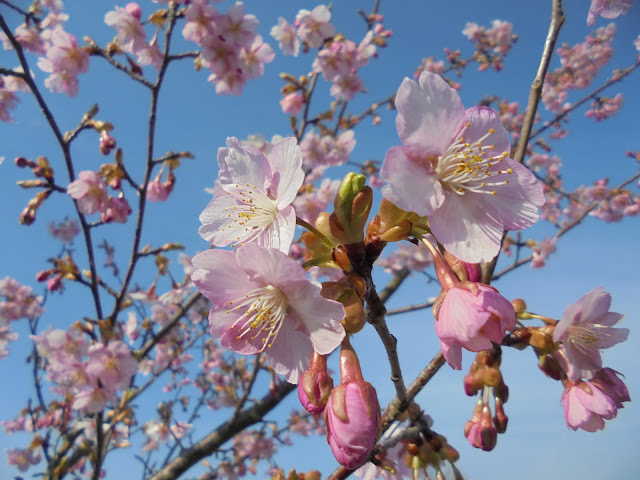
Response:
[199, 136, 304, 253]
[435, 282, 516, 369]
[562, 369, 630, 431]
[295, 5, 335, 49]
[587, 0, 634, 26]
[104, 4, 147, 54]
[191, 243, 345, 383]
[270, 17, 300, 56]
[37, 27, 88, 97]
[381, 71, 544, 262]
[553, 288, 628, 381]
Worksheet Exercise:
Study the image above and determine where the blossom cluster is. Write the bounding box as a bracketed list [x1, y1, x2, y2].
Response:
[33, 328, 138, 413]
[0, 277, 44, 359]
[462, 20, 517, 72]
[67, 170, 131, 223]
[180, 1, 274, 95]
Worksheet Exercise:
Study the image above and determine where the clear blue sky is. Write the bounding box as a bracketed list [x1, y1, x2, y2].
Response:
[1, 1, 639, 479]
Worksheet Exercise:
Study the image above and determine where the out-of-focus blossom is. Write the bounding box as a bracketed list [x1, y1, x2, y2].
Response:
[104, 4, 147, 53]
[381, 71, 544, 262]
[0, 277, 44, 322]
[48, 218, 80, 243]
[587, 0, 634, 26]
[191, 243, 345, 383]
[240, 35, 275, 79]
[37, 27, 88, 97]
[295, 5, 335, 49]
[553, 288, 628, 381]
[8, 448, 40, 472]
[101, 195, 131, 223]
[300, 130, 356, 169]
[531, 237, 557, 269]
[585, 94, 623, 121]
[293, 178, 341, 225]
[270, 17, 300, 56]
[377, 241, 435, 274]
[146, 170, 175, 202]
[435, 282, 516, 369]
[280, 91, 304, 115]
[199, 136, 304, 253]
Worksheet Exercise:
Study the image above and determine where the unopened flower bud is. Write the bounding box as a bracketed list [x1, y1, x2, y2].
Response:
[538, 353, 563, 381]
[511, 298, 527, 314]
[492, 396, 508, 433]
[478, 406, 497, 451]
[298, 351, 334, 415]
[47, 276, 62, 292]
[324, 341, 380, 469]
[125, 2, 142, 20]
[100, 131, 117, 155]
[333, 173, 372, 244]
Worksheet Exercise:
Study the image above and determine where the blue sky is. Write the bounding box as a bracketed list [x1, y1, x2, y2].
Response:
[1, 1, 639, 479]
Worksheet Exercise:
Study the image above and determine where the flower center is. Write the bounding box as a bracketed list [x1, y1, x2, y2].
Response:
[224, 183, 279, 246]
[436, 123, 512, 196]
[567, 324, 610, 355]
[227, 285, 288, 351]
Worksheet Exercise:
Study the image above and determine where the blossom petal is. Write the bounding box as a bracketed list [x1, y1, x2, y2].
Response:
[395, 72, 466, 158]
[576, 288, 611, 325]
[462, 106, 512, 154]
[440, 339, 462, 370]
[210, 308, 262, 355]
[268, 137, 304, 208]
[429, 192, 503, 263]
[198, 193, 251, 246]
[219, 137, 271, 192]
[380, 146, 444, 216]
[284, 281, 345, 355]
[266, 325, 313, 383]
[191, 249, 255, 305]
[235, 242, 307, 288]
[483, 159, 545, 231]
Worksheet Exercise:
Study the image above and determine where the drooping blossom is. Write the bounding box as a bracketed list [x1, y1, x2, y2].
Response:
[295, 5, 335, 49]
[7, 448, 40, 472]
[435, 282, 516, 369]
[101, 195, 131, 223]
[381, 72, 544, 262]
[587, 0, 634, 25]
[199, 136, 304, 253]
[562, 368, 630, 431]
[191, 243, 345, 383]
[325, 342, 380, 469]
[0, 76, 21, 122]
[270, 17, 300, 56]
[553, 288, 628, 381]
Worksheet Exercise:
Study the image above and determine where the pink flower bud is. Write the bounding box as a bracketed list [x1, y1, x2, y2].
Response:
[298, 351, 334, 415]
[99, 131, 117, 155]
[280, 92, 304, 115]
[324, 342, 380, 469]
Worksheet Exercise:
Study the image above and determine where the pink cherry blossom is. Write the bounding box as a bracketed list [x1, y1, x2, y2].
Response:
[182, 2, 218, 44]
[101, 195, 131, 223]
[67, 171, 108, 215]
[191, 243, 345, 383]
[104, 5, 147, 54]
[271, 17, 300, 56]
[562, 369, 630, 432]
[37, 27, 88, 97]
[85, 340, 139, 393]
[293, 178, 341, 225]
[553, 288, 628, 381]
[381, 72, 545, 262]
[325, 343, 380, 469]
[295, 5, 335, 49]
[240, 35, 275, 80]
[7, 448, 40, 472]
[199, 136, 304, 253]
[216, 3, 258, 48]
[48, 218, 80, 243]
[587, 0, 634, 26]
[435, 282, 516, 369]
